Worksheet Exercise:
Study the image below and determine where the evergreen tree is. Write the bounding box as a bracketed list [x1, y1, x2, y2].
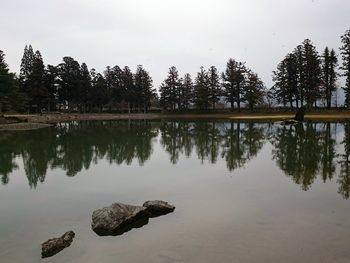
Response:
[57, 57, 81, 110]
[294, 45, 306, 107]
[27, 50, 48, 111]
[0, 50, 23, 112]
[284, 53, 298, 108]
[274, 40, 322, 109]
[89, 70, 108, 112]
[104, 65, 124, 110]
[121, 66, 135, 112]
[80, 63, 92, 112]
[207, 66, 221, 109]
[44, 65, 59, 112]
[243, 71, 265, 110]
[321, 47, 338, 109]
[302, 39, 322, 108]
[19, 45, 34, 93]
[272, 59, 288, 107]
[194, 67, 209, 110]
[179, 73, 193, 110]
[222, 58, 246, 111]
[340, 29, 350, 108]
[134, 65, 154, 112]
[159, 66, 181, 110]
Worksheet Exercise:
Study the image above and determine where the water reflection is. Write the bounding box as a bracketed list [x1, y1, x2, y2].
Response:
[270, 123, 332, 190]
[0, 120, 349, 198]
[338, 122, 350, 199]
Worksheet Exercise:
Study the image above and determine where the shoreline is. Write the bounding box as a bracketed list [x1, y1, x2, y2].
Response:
[1, 112, 350, 130]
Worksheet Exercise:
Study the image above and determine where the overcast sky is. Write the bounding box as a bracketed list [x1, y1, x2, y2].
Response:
[1, 0, 350, 90]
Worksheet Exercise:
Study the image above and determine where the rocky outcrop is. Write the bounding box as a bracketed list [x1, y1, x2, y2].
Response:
[143, 200, 175, 217]
[41, 231, 75, 258]
[91, 201, 175, 236]
[91, 203, 150, 236]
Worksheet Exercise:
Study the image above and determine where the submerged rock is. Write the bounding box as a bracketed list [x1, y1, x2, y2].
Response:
[91, 203, 150, 236]
[143, 200, 175, 217]
[41, 231, 75, 258]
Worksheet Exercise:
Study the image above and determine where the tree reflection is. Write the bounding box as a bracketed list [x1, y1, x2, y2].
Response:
[221, 122, 265, 171]
[0, 133, 18, 185]
[338, 122, 350, 199]
[160, 121, 266, 171]
[269, 121, 350, 198]
[0, 120, 349, 199]
[0, 121, 159, 188]
[270, 123, 330, 190]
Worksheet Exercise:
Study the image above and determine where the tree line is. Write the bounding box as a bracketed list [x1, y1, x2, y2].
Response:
[1, 29, 350, 112]
[1, 46, 156, 113]
[271, 30, 350, 109]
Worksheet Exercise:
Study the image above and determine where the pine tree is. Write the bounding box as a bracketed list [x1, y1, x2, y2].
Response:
[159, 66, 181, 110]
[104, 65, 124, 111]
[121, 66, 135, 112]
[179, 73, 193, 110]
[321, 47, 338, 109]
[80, 63, 92, 112]
[0, 50, 12, 111]
[207, 66, 221, 109]
[194, 67, 209, 110]
[44, 65, 59, 112]
[294, 45, 306, 107]
[284, 53, 298, 108]
[222, 58, 246, 111]
[340, 29, 350, 108]
[243, 71, 265, 110]
[302, 39, 322, 108]
[134, 65, 154, 112]
[0, 50, 20, 112]
[27, 50, 48, 111]
[272, 59, 288, 107]
[89, 70, 108, 112]
[19, 45, 34, 93]
[57, 57, 81, 111]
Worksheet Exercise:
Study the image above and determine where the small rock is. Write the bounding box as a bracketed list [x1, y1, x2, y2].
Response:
[41, 231, 75, 258]
[143, 200, 175, 217]
[91, 203, 150, 236]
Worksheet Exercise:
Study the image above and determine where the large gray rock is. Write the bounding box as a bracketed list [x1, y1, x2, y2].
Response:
[91, 203, 150, 236]
[41, 231, 75, 258]
[143, 200, 175, 217]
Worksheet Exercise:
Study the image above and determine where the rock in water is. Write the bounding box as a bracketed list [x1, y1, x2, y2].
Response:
[143, 200, 176, 217]
[91, 203, 150, 236]
[41, 231, 75, 258]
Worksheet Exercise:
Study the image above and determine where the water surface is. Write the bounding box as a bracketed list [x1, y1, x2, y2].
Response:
[0, 120, 350, 263]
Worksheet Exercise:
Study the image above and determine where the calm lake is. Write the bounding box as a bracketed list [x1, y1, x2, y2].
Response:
[1, 120, 350, 263]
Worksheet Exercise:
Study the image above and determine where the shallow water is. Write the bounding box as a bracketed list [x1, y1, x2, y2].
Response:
[0, 120, 350, 263]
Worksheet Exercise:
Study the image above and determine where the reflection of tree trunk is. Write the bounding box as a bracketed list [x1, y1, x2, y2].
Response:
[236, 122, 240, 153]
